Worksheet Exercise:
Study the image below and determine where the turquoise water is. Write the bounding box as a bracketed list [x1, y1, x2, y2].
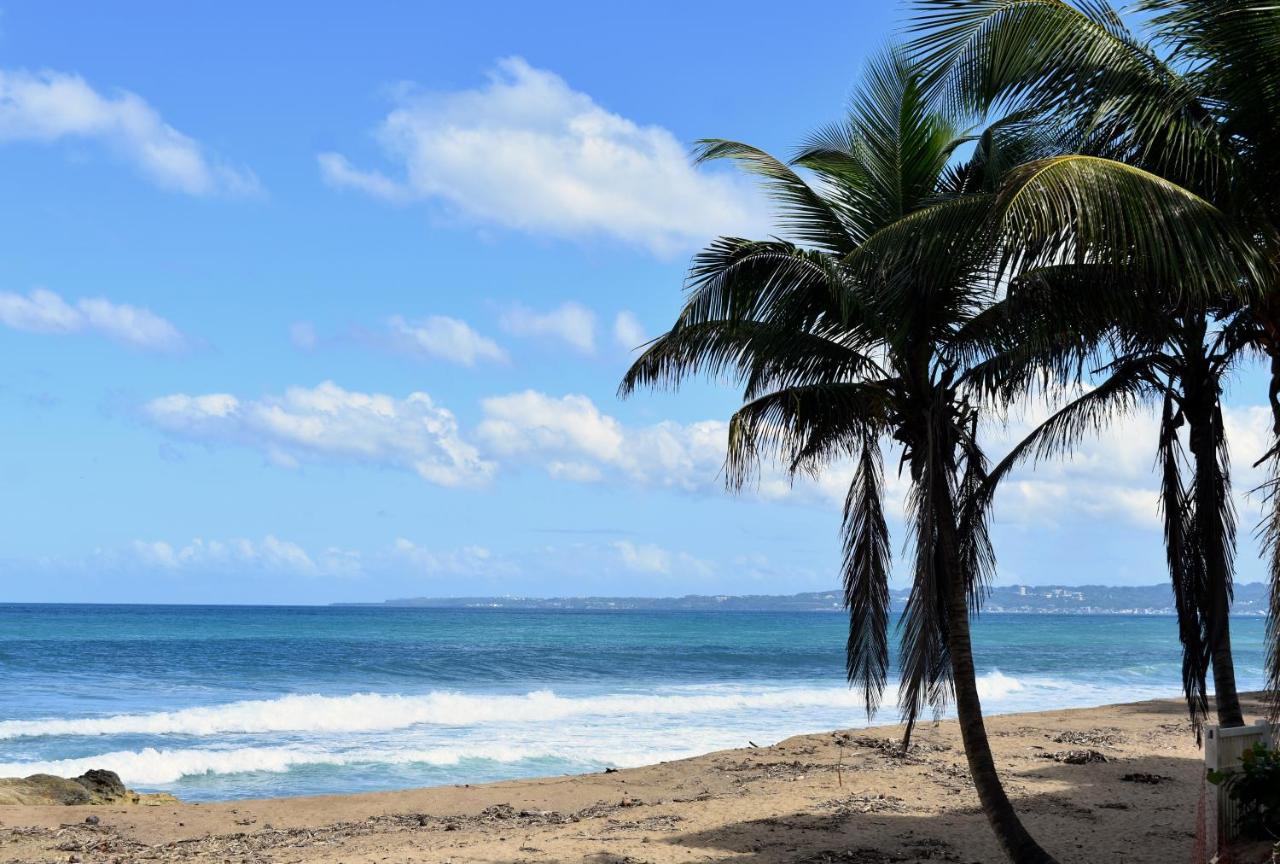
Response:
[0, 605, 1265, 801]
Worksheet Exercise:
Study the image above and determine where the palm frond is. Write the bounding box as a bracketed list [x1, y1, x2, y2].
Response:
[842, 444, 893, 718]
[995, 155, 1258, 296]
[724, 383, 892, 489]
[1159, 392, 1211, 735]
[693, 140, 855, 255]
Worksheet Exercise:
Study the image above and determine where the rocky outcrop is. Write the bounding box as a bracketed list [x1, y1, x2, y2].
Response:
[0, 770, 169, 806]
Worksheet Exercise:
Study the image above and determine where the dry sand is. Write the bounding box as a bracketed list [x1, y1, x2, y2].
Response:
[1, 695, 1256, 864]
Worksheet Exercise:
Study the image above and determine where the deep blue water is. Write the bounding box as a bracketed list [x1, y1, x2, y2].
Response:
[0, 605, 1265, 800]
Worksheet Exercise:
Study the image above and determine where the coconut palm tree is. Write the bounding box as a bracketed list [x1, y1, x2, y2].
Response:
[621, 50, 1061, 862]
[620, 40, 1245, 861]
[909, 0, 1277, 727]
[970, 275, 1251, 732]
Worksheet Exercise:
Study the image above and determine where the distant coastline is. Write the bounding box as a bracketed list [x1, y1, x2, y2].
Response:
[339, 581, 1271, 615]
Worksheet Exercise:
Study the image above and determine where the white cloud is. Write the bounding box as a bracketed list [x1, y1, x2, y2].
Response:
[499, 301, 596, 354]
[317, 152, 408, 202]
[391, 538, 515, 577]
[143, 381, 494, 487]
[318, 57, 766, 253]
[0, 69, 257, 196]
[478, 390, 767, 495]
[613, 310, 646, 352]
[611, 540, 714, 577]
[386, 314, 507, 365]
[126, 535, 358, 577]
[986, 396, 1275, 529]
[612, 540, 671, 573]
[0, 287, 185, 351]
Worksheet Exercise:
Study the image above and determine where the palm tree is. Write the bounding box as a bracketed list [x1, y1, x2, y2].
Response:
[620, 40, 1245, 862]
[620, 47, 1097, 864]
[970, 274, 1250, 732]
[909, 0, 1276, 727]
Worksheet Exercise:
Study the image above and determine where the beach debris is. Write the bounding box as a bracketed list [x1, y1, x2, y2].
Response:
[849, 735, 950, 763]
[1041, 749, 1108, 765]
[603, 767, 619, 774]
[1052, 729, 1126, 748]
[1121, 772, 1172, 785]
[748, 740, 759, 748]
[820, 792, 906, 815]
[795, 848, 910, 863]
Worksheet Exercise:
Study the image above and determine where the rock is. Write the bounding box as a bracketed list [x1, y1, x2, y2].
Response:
[74, 769, 128, 803]
[0, 774, 91, 805]
[84, 815, 100, 825]
[0, 768, 168, 806]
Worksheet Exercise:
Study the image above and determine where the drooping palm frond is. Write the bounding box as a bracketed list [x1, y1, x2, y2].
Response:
[1158, 392, 1211, 734]
[994, 155, 1256, 295]
[898, 410, 957, 746]
[724, 382, 892, 489]
[619, 320, 882, 401]
[909, 0, 1236, 195]
[1257, 455, 1280, 722]
[956, 417, 997, 610]
[982, 357, 1154, 495]
[842, 444, 892, 717]
[677, 238, 851, 331]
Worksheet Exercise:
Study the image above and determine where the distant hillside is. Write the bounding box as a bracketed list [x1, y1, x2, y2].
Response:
[342, 582, 1270, 615]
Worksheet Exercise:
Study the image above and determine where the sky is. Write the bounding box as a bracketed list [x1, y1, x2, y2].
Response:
[1, 2, 1275, 604]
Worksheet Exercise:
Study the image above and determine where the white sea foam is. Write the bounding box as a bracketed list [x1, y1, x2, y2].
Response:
[0, 743, 548, 786]
[0, 671, 1170, 744]
[0, 671, 1186, 787]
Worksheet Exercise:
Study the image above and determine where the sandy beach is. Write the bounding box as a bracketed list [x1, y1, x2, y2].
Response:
[1, 694, 1255, 864]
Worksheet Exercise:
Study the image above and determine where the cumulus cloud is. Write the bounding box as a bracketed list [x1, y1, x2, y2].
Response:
[478, 390, 752, 494]
[613, 310, 646, 352]
[317, 57, 766, 253]
[0, 69, 257, 196]
[469, 387, 1279, 533]
[0, 287, 185, 351]
[386, 314, 507, 365]
[143, 381, 494, 486]
[499, 302, 596, 354]
[987, 397, 1275, 529]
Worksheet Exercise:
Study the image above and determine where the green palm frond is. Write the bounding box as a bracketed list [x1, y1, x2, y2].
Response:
[994, 155, 1258, 294]
[725, 383, 892, 488]
[1159, 393, 1211, 733]
[842, 445, 893, 717]
[693, 141, 855, 255]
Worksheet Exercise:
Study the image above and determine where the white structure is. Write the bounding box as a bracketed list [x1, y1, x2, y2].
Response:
[1204, 721, 1273, 854]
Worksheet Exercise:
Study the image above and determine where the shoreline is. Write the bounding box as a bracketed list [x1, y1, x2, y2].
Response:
[0, 694, 1251, 863]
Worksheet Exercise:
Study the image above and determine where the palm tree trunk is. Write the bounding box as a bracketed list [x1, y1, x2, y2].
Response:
[1208, 594, 1245, 727]
[934, 492, 1058, 864]
[1186, 384, 1245, 728]
[941, 584, 1058, 863]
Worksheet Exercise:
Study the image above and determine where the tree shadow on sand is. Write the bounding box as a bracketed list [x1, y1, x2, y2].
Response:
[656, 745, 1206, 863]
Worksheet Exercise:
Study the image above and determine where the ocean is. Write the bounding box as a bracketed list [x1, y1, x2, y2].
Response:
[0, 604, 1266, 801]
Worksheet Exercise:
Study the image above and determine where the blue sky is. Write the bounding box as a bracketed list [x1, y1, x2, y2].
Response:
[0, 2, 1273, 604]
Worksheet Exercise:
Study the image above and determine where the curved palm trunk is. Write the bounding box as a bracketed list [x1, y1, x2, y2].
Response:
[1189, 420, 1245, 728]
[1185, 346, 1245, 728]
[935, 487, 1058, 864]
